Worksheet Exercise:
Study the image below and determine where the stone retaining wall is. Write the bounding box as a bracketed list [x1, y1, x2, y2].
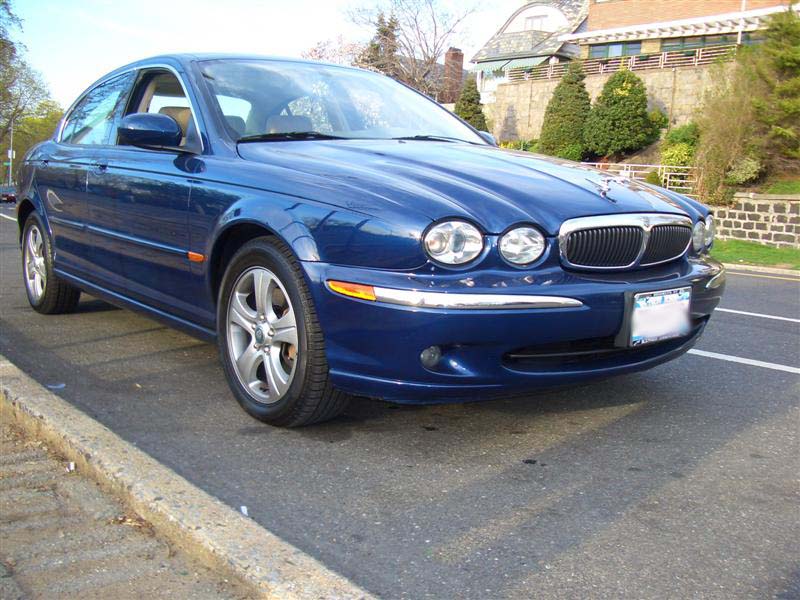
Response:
[488, 63, 724, 142]
[714, 194, 800, 248]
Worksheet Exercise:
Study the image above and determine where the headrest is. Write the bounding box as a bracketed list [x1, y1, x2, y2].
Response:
[158, 107, 191, 136]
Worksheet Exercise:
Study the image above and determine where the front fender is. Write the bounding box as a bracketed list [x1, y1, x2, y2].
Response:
[198, 184, 429, 271]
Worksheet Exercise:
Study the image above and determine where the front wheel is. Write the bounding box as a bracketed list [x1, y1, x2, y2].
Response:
[217, 236, 349, 427]
[22, 213, 81, 314]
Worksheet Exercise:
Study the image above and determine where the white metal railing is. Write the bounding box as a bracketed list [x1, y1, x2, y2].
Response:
[507, 44, 738, 83]
[582, 162, 699, 198]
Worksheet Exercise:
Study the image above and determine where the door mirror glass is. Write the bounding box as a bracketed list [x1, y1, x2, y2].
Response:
[118, 113, 183, 150]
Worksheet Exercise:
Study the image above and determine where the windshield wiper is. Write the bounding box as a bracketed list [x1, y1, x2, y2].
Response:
[237, 131, 349, 143]
[392, 135, 479, 145]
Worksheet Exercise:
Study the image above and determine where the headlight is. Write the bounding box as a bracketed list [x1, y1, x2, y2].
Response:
[499, 226, 546, 265]
[692, 220, 706, 253]
[423, 220, 483, 265]
[704, 215, 715, 247]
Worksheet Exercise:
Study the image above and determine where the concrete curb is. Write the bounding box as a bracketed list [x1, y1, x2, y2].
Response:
[0, 355, 373, 600]
[722, 263, 800, 277]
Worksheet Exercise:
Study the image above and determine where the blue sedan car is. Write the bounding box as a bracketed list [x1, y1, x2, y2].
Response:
[16, 54, 725, 426]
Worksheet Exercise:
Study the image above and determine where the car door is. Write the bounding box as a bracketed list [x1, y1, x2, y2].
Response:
[86, 68, 199, 321]
[36, 72, 135, 278]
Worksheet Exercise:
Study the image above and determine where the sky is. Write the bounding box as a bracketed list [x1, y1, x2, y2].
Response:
[12, 0, 522, 108]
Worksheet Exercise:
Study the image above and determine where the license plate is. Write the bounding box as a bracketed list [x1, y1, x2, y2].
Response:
[630, 287, 691, 346]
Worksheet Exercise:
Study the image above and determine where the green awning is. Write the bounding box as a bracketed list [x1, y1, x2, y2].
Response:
[471, 60, 510, 73]
[502, 56, 549, 70]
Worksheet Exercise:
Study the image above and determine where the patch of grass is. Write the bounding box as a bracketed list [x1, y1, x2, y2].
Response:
[711, 239, 800, 270]
[764, 179, 800, 195]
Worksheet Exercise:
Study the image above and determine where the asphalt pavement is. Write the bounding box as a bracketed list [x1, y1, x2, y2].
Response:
[1, 204, 798, 599]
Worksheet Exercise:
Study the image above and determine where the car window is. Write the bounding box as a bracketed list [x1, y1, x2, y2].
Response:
[141, 73, 190, 115]
[282, 92, 335, 134]
[217, 95, 251, 121]
[61, 72, 135, 145]
[126, 71, 199, 147]
[199, 60, 486, 144]
[216, 94, 252, 137]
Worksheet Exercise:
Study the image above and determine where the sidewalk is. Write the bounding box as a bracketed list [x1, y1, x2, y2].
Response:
[0, 422, 249, 599]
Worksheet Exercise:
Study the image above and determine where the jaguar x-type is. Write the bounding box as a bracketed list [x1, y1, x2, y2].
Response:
[16, 54, 725, 426]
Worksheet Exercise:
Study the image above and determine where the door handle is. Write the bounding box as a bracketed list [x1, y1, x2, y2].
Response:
[41, 159, 49, 167]
[92, 161, 108, 173]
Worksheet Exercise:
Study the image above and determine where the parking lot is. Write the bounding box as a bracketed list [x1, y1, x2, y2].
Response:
[1, 204, 798, 598]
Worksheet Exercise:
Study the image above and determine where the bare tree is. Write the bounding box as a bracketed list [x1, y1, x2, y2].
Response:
[302, 35, 365, 66]
[351, 0, 476, 97]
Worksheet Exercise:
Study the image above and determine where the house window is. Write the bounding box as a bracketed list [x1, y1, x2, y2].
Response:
[525, 15, 546, 30]
[661, 33, 749, 52]
[589, 41, 642, 59]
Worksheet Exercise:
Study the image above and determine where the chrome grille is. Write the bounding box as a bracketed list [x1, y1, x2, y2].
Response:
[559, 214, 693, 270]
[640, 224, 693, 265]
[565, 226, 643, 268]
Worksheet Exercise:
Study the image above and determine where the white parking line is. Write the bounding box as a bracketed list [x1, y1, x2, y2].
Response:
[0, 213, 15, 222]
[688, 349, 800, 374]
[716, 308, 800, 324]
[728, 271, 800, 283]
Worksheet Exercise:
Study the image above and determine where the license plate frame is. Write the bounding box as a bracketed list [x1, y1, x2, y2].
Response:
[627, 287, 692, 347]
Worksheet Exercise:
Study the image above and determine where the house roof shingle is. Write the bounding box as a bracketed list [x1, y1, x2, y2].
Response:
[472, 0, 588, 63]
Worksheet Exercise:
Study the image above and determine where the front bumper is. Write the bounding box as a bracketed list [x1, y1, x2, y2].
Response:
[303, 257, 725, 403]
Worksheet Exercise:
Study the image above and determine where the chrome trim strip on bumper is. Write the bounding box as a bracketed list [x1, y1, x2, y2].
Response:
[327, 282, 583, 310]
[558, 213, 693, 271]
[706, 267, 726, 289]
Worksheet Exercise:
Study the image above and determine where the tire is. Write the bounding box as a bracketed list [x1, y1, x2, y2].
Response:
[22, 212, 81, 314]
[217, 236, 349, 427]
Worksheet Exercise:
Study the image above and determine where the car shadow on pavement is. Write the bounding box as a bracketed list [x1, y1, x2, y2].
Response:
[295, 380, 641, 440]
[73, 297, 122, 314]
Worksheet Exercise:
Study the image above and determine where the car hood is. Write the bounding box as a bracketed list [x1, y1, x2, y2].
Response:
[237, 140, 699, 235]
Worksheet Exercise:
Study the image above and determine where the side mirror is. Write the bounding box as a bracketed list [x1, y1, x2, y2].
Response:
[478, 130, 497, 146]
[118, 113, 182, 150]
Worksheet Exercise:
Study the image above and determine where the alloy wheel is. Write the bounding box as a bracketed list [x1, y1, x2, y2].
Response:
[24, 224, 47, 303]
[227, 267, 299, 404]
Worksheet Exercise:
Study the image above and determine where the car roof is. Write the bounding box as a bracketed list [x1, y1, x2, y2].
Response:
[114, 53, 367, 75]
[78, 53, 372, 103]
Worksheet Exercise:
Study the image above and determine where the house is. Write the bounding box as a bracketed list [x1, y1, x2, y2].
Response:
[561, 0, 793, 60]
[487, 0, 796, 142]
[471, 1, 589, 103]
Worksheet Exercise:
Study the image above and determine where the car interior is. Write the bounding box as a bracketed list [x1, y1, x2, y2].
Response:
[201, 62, 352, 140]
[126, 71, 199, 147]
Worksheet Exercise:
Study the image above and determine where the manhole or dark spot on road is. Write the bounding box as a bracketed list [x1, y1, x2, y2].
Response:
[422, 426, 438, 431]
[523, 459, 537, 465]
[627, 466, 643, 472]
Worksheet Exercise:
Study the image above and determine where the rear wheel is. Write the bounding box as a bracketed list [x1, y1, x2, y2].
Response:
[22, 213, 81, 314]
[217, 236, 349, 427]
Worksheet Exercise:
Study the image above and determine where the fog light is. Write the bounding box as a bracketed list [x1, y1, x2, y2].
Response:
[420, 345, 442, 368]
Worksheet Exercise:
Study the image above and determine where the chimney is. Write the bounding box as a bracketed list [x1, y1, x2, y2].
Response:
[442, 47, 464, 104]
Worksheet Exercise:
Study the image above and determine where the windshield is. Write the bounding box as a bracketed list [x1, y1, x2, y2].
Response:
[199, 59, 486, 145]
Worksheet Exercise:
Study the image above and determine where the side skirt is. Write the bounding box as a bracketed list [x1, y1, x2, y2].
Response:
[55, 269, 217, 343]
